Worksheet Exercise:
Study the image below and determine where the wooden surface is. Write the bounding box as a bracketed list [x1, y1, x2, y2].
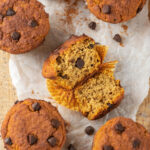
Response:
[0, 51, 149, 150]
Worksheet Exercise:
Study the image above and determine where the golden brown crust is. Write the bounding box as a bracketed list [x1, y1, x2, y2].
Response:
[1, 99, 66, 150]
[0, 0, 50, 54]
[92, 117, 150, 150]
[86, 0, 146, 23]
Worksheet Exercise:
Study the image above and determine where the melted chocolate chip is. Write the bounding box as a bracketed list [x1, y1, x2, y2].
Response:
[4, 137, 12, 145]
[113, 34, 122, 43]
[28, 19, 38, 27]
[75, 58, 84, 69]
[51, 119, 60, 129]
[102, 5, 111, 14]
[6, 8, 16, 16]
[56, 56, 62, 64]
[88, 22, 96, 30]
[114, 122, 125, 134]
[85, 126, 95, 135]
[28, 134, 38, 145]
[133, 139, 140, 148]
[103, 145, 114, 150]
[47, 136, 57, 147]
[11, 32, 21, 41]
[88, 44, 94, 49]
[68, 144, 76, 150]
[32, 102, 41, 111]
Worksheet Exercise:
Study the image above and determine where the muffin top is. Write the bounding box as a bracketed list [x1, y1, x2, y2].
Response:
[93, 117, 150, 150]
[0, 0, 50, 54]
[1, 99, 66, 150]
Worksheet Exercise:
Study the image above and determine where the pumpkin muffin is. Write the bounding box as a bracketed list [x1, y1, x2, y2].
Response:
[93, 117, 150, 150]
[86, 0, 146, 23]
[1, 99, 66, 150]
[0, 0, 50, 54]
[42, 35, 107, 90]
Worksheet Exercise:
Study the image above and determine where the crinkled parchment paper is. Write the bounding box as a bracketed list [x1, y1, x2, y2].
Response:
[9, 0, 150, 149]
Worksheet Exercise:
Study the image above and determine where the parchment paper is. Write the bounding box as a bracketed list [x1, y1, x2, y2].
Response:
[9, 0, 150, 149]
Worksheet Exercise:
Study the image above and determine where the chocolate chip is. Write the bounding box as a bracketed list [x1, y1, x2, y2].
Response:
[47, 136, 57, 147]
[27, 134, 38, 145]
[11, 32, 21, 41]
[0, 31, 3, 40]
[103, 145, 114, 150]
[6, 8, 16, 16]
[4, 137, 12, 145]
[85, 126, 95, 135]
[51, 119, 60, 129]
[88, 22, 96, 30]
[133, 139, 140, 148]
[28, 20, 38, 27]
[114, 122, 125, 134]
[32, 102, 41, 111]
[56, 56, 62, 64]
[68, 144, 76, 150]
[113, 34, 122, 43]
[88, 44, 94, 49]
[102, 5, 111, 14]
[107, 103, 114, 111]
[14, 100, 19, 104]
[75, 58, 84, 69]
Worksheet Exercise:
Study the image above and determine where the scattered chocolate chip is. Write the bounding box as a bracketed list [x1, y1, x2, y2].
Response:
[113, 34, 122, 43]
[85, 126, 95, 135]
[103, 145, 114, 150]
[102, 5, 111, 14]
[56, 56, 62, 64]
[47, 136, 57, 147]
[88, 22, 96, 30]
[51, 119, 60, 129]
[88, 44, 94, 49]
[107, 103, 114, 111]
[4, 137, 12, 145]
[68, 144, 76, 150]
[75, 58, 84, 69]
[133, 139, 140, 148]
[32, 102, 41, 111]
[28, 134, 38, 145]
[0, 31, 3, 40]
[6, 8, 16, 16]
[14, 100, 19, 104]
[114, 122, 125, 134]
[28, 19, 38, 27]
[11, 32, 21, 41]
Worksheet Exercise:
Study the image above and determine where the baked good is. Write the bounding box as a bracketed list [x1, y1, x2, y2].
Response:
[42, 35, 107, 90]
[86, 0, 146, 23]
[0, 0, 50, 54]
[92, 117, 150, 150]
[1, 99, 66, 150]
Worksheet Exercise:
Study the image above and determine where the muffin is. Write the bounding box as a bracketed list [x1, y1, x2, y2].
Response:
[0, 0, 50, 54]
[1, 99, 66, 150]
[43, 35, 124, 120]
[93, 117, 150, 150]
[86, 0, 146, 23]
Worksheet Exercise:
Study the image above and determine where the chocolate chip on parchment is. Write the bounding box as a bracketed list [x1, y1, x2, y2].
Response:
[88, 22, 96, 30]
[113, 34, 122, 43]
[68, 144, 76, 150]
[102, 5, 111, 14]
[28, 19, 38, 27]
[4, 137, 12, 145]
[32, 102, 41, 111]
[85, 126, 95, 135]
[6, 8, 16, 16]
[114, 122, 125, 134]
[75, 58, 84, 69]
[132, 139, 140, 148]
[11, 32, 21, 41]
[51, 119, 60, 129]
[47, 136, 57, 147]
[28, 134, 38, 145]
[103, 145, 114, 150]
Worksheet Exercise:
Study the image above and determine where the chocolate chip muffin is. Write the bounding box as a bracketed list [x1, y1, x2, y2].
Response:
[93, 117, 150, 150]
[0, 0, 50, 54]
[1, 99, 66, 150]
[86, 0, 146, 23]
